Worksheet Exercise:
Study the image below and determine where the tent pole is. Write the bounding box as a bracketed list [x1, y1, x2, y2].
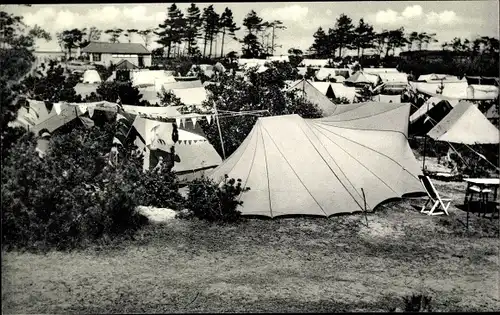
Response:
[214, 101, 226, 159]
[422, 135, 427, 172]
[361, 188, 368, 227]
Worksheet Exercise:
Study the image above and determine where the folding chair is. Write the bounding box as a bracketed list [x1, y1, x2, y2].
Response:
[418, 175, 452, 216]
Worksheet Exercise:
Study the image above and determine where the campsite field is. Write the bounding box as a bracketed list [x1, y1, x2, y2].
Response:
[2, 175, 499, 313]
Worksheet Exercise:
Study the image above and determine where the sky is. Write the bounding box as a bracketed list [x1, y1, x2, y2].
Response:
[4, 1, 499, 56]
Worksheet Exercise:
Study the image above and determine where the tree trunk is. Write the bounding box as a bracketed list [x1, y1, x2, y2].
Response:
[209, 34, 213, 58]
[68, 47, 72, 59]
[220, 29, 225, 58]
[338, 45, 342, 58]
[203, 35, 207, 57]
[357, 46, 360, 58]
[271, 26, 275, 55]
[167, 43, 171, 59]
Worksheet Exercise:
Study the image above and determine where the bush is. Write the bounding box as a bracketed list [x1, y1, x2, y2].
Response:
[0, 124, 151, 251]
[136, 168, 185, 210]
[402, 293, 433, 312]
[184, 175, 250, 222]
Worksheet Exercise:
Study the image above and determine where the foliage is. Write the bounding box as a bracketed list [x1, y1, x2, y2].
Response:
[332, 14, 355, 58]
[310, 27, 330, 58]
[94, 63, 115, 83]
[137, 28, 155, 49]
[124, 29, 138, 43]
[353, 19, 376, 57]
[135, 168, 185, 209]
[0, 124, 149, 251]
[156, 4, 185, 59]
[201, 5, 220, 58]
[401, 293, 433, 312]
[57, 29, 85, 58]
[184, 175, 250, 222]
[241, 10, 264, 58]
[219, 7, 240, 58]
[17, 60, 82, 103]
[104, 28, 124, 43]
[185, 3, 202, 56]
[159, 88, 184, 107]
[199, 66, 322, 157]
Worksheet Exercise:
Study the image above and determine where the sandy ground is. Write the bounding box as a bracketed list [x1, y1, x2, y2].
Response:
[2, 191, 499, 313]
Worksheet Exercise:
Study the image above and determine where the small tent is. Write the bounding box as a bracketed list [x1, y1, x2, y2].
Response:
[208, 110, 422, 218]
[329, 83, 356, 103]
[115, 59, 139, 70]
[345, 71, 380, 86]
[427, 101, 500, 144]
[74, 83, 99, 99]
[170, 87, 208, 107]
[287, 79, 338, 117]
[310, 82, 336, 98]
[82, 69, 102, 84]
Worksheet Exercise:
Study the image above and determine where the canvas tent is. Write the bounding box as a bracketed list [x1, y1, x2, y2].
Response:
[287, 79, 338, 116]
[115, 59, 139, 70]
[418, 74, 462, 82]
[345, 71, 380, 86]
[363, 68, 399, 74]
[315, 68, 352, 81]
[409, 96, 459, 136]
[485, 104, 499, 123]
[310, 82, 336, 98]
[131, 70, 176, 87]
[82, 69, 101, 84]
[74, 83, 99, 99]
[209, 108, 422, 218]
[427, 101, 500, 144]
[329, 83, 356, 103]
[299, 59, 330, 68]
[373, 94, 402, 103]
[170, 87, 208, 107]
[413, 81, 499, 100]
[132, 116, 222, 179]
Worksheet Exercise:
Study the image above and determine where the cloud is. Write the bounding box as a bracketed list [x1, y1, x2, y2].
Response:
[23, 5, 162, 34]
[260, 5, 309, 22]
[369, 5, 460, 27]
[426, 10, 459, 25]
[373, 9, 403, 25]
[402, 5, 423, 19]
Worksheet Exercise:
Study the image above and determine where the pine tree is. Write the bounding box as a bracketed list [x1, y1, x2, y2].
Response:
[201, 5, 220, 58]
[353, 19, 375, 58]
[156, 4, 186, 59]
[219, 7, 240, 58]
[185, 3, 202, 56]
[310, 27, 329, 58]
[332, 14, 355, 58]
[241, 10, 263, 58]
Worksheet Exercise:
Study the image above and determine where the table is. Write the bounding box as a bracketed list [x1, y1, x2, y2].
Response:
[463, 178, 500, 222]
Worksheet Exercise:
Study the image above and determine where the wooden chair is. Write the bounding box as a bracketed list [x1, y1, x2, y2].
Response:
[418, 175, 452, 216]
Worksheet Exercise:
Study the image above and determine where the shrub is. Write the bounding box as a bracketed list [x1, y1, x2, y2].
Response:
[136, 168, 185, 210]
[184, 175, 250, 222]
[0, 124, 150, 251]
[402, 293, 433, 312]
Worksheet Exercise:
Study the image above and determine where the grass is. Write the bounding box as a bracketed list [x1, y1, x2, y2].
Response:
[2, 175, 500, 313]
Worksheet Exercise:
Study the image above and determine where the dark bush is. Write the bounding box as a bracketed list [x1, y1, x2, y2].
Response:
[402, 293, 433, 312]
[0, 124, 153, 251]
[184, 175, 250, 222]
[136, 168, 185, 210]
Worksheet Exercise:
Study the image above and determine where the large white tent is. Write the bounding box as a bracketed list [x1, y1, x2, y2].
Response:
[209, 102, 423, 218]
[82, 69, 101, 84]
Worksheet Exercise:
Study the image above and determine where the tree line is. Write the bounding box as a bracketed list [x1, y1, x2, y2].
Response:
[308, 13, 499, 60]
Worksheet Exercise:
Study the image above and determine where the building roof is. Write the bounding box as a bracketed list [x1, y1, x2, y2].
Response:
[81, 42, 150, 55]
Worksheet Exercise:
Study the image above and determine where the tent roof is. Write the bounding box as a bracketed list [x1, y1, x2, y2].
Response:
[329, 83, 356, 103]
[486, 104, 499, 119]
[427, 101, 500, 144]
[170, 87, 208, 106]
[299, 59, 330, 67]
[115, 59, 139, 70]
[377, 72, 408, 84]
[417, 74, 462, 82]
[345, 71, 379, 85]
[209, 114, 422, 218]
[320, 102, 412, 136]
[287, 79, 338, 117]
[74, 83, 98, 98]
[363, 68, 399, 74]
[409, 96, 460, 124]
[13, 100, 80, 134]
